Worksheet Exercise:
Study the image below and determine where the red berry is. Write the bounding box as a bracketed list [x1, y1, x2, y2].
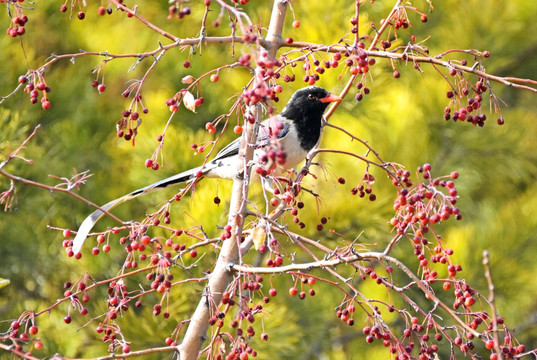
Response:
[233, 125, 243, 134]
[141, 235, 151, 245]
[98, 6, 106, 16]
[183, 60, 191, 68]
[60, 5, 68, 12]
[42, 100, 51, 110]
[420, 14, 428, 22]
[29, 326, 38, 335]
[210, 74, 219, 82]
[288, 287, 298, 296]
[292, 20, 300, 28]
[92, 247, 100, 255]
[145, 159, 153, 168]
[97, 84, 106, 92]
[464, 297, 476, 307]
[103, 244, 111, 252]
[190, 250, 197, 258]
[78, 11, 85, 20]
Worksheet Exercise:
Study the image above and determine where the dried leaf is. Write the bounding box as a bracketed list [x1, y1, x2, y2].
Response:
[182, 75, 195, 84]
[183, 91, 197, 113]
[252, 225, 266, 250]
[0, 278, 10, 290]
[363, 172, 376, 185]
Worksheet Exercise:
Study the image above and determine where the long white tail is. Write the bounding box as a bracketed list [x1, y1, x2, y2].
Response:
[72, 166, 202, 254]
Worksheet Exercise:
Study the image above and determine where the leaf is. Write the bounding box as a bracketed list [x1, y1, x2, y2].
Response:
[181, 75, 195, 84]
[252, 225, 266, 250]
[0, 278, 10, 290]
[183, 91, 197, 113]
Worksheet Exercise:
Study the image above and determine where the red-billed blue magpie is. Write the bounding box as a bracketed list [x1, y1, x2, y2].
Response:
[72, 86, 340, 253]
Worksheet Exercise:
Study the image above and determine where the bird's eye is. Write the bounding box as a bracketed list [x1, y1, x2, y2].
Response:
[308, 94, 316, 100]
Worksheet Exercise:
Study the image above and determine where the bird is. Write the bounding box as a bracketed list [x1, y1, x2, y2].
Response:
[72, 86, 341, 254]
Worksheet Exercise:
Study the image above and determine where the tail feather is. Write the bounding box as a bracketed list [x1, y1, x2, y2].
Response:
[72, 166, 203, 254]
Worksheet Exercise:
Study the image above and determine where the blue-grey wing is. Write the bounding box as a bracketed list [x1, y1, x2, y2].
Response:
[213, 116, 291, 161]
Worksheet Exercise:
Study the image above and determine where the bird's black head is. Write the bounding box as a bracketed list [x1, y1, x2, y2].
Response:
[280, 86, 341, 150]
[281, 86, 339, 121]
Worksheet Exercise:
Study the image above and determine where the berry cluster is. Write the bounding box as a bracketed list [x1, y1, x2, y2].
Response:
[97, 6, 113, 16]
[91, 79, 106, 93]
[369, 6, 429, 49]
[391, 164, 461, 237]
[348, 172, 377, 200]
[241, 83, 281, 107]
[5, 312, 43, 353]
[354, 80, 371, 102]
[444, 75, 498, 126]
[298, 45, 376, 87]
[241, 28, 258, 44]
[335, 302, 356, 326]
[115, 91, 149, 142]
[6, 13, 28, 37]
[288, 276, 317, 299]
[205, 274, 317, 359]
[60, 2, 115, 18]
[167, 4, 191, 20]
[89, 280, 134, 354]
[332, 264, 525, 360]
[19, 75, 52, 110]
[116, 108, 141, 141]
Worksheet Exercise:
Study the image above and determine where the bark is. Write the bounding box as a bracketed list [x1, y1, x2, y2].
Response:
[178, 2, 288, 359]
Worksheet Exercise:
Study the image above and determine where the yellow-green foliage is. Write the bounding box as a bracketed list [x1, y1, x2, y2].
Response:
[1, 0, 537, 358]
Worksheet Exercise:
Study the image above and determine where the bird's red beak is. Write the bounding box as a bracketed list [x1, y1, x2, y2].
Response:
[319, 93, 342, 103]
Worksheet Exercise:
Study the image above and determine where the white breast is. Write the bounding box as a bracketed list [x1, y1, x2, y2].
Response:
[205, 123, 308, 180]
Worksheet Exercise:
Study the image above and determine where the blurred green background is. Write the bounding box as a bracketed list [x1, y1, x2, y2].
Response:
[1, 0, 537, 359]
